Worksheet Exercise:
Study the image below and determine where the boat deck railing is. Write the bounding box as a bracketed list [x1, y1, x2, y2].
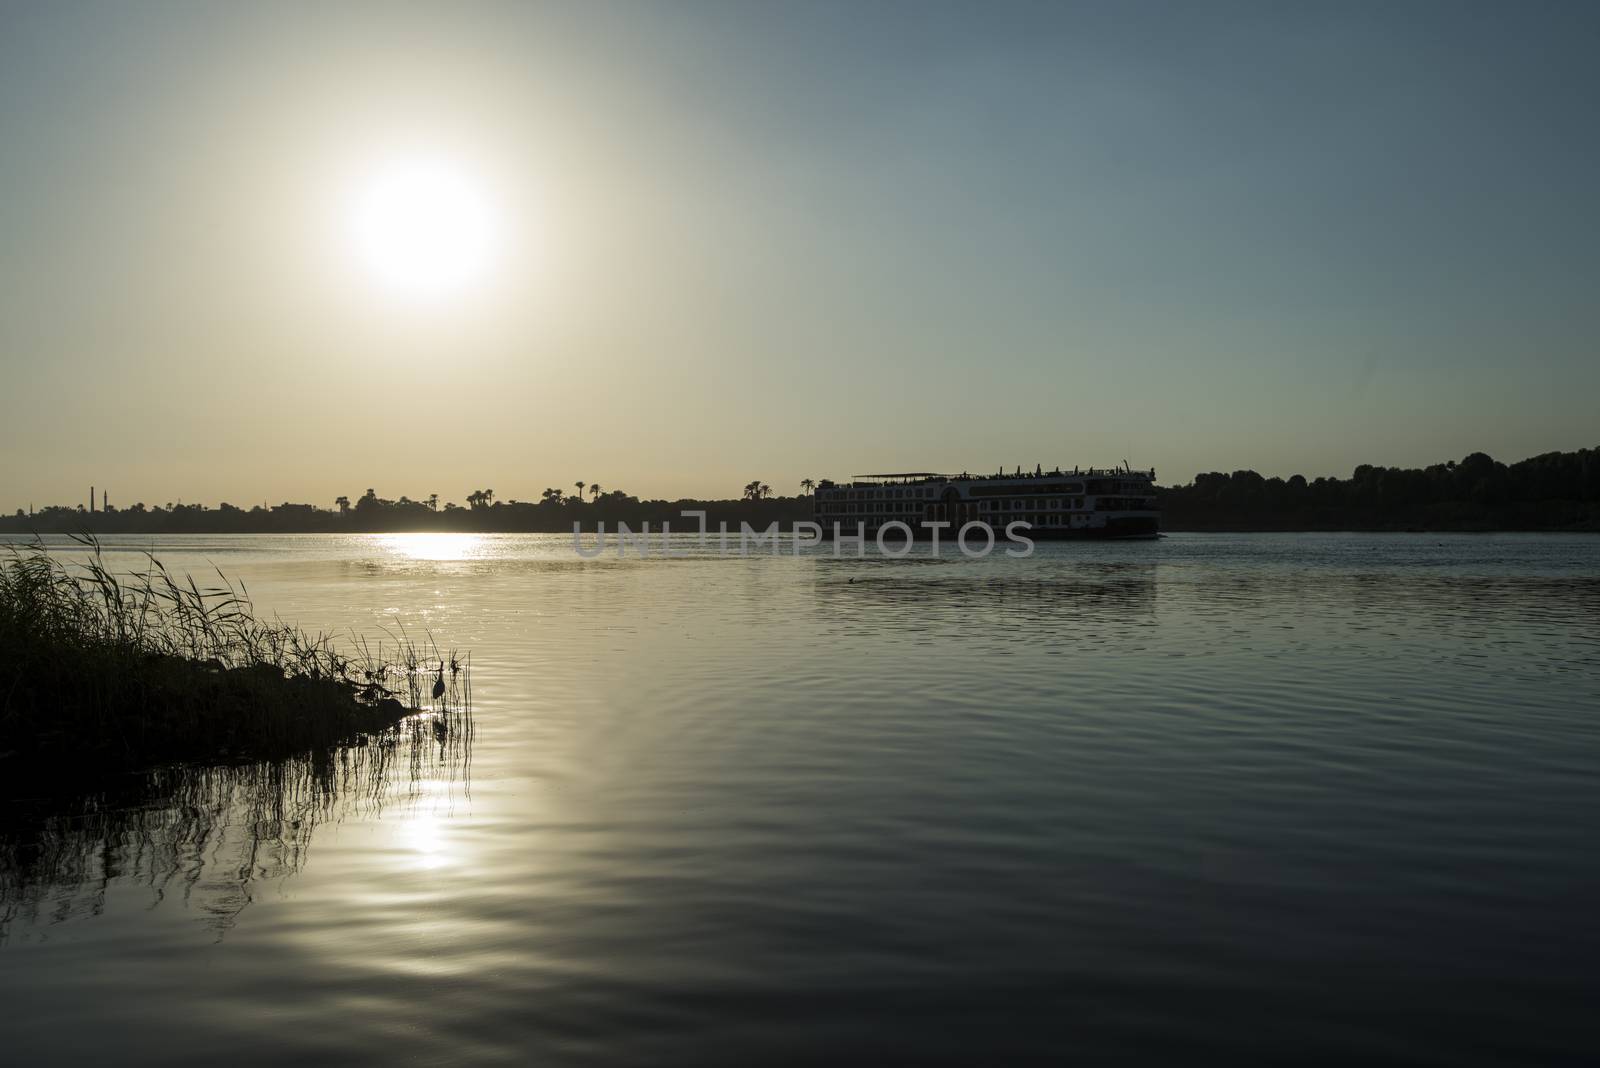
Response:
[832, 467, 1155, 488]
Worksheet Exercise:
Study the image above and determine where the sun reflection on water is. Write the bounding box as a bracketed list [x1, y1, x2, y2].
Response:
[389, 777, 467, 871]
[396, 811, 450, 869]
[379, 533, 487, 561]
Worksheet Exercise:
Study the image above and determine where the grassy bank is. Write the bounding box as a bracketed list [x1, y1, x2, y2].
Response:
[0, 537, 468, 777]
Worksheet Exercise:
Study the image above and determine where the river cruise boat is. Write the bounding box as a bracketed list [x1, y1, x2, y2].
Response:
[813, 466, 1160, 540]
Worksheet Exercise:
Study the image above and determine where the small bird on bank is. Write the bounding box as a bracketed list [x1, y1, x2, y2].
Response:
[432, 660, 446, 701]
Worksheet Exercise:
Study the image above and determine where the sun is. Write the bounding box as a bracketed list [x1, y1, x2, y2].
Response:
[347, 155, 499, 301]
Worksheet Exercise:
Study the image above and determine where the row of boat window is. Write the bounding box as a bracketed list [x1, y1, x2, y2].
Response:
[978, 499, 1087, 510]
[822, 514, 1089, 527]
[821, 488, 937, 501]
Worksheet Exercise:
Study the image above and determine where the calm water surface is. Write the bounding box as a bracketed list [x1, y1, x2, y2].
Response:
[2, 533, 1598, 1065]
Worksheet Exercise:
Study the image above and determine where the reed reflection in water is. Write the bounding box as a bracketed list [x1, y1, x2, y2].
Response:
[1, 704, 473, 941]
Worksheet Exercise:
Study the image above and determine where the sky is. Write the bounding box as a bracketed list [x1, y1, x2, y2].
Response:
[1, 0, 1596, 510]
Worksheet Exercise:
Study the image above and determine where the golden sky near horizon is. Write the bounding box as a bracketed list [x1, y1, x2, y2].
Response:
[1, 2, 1597, 511]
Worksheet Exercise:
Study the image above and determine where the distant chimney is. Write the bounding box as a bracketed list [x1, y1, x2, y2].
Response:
[90, 485, 94, 513]
[102, 489, 108, 512]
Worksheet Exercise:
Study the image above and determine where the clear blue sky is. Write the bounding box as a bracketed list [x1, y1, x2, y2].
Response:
[1, 0, 1595, 508]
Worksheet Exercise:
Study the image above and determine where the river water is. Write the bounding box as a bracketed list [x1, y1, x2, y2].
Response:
[2, 532, 1598, 1064]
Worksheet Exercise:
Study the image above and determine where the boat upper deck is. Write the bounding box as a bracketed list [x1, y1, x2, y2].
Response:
[818, 466, 1156, 491]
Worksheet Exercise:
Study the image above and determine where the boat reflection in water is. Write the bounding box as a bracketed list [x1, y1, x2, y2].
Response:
[813, 557, 1159, 642]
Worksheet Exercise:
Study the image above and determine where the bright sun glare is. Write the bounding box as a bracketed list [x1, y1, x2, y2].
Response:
[348, 156, 499, 300]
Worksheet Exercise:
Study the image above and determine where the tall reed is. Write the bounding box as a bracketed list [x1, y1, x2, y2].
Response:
[0, 536, 470, 774]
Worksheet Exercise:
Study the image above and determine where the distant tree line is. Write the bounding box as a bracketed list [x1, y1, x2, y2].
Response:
[1, 481, 813, 535]
[4, 450, 1598, 534]
[1159, 448, 1600, 531]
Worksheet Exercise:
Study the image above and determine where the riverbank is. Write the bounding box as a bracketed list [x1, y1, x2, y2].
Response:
[0, 540, 466, 780]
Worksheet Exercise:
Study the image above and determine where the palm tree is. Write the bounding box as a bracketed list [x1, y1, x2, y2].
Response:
[541, 487, 563, 504]
[575, 480, 585, 502]
[590, 483, 601, 501]
[742, 480, 763, 501]
[427, 493, 439, 511]
[335, 495, 350, 515]
[759, 483, 771, 499]
[800, 478, 816, 495]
